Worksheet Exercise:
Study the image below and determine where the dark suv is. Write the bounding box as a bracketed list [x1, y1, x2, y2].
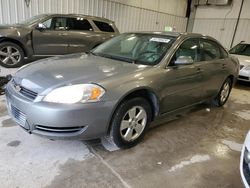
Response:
[0, 14, 119, 68]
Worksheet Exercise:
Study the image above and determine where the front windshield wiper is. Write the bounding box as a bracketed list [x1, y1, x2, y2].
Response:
[92, 52, 135, 63]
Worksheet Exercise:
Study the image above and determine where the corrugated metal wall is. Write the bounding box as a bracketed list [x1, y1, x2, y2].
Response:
[192, 0, 250, 49]
[0, 0, 188, 33]
[192, 18, 237, 48]
[193, 18, 250, 49]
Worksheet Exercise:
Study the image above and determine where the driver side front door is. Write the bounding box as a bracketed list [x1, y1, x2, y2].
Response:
[160, 38, 205, 113]
[32, 17, 68, 56]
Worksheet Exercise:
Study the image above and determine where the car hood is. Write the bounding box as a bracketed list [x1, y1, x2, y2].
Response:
[232, 54, 250, 66]
[14, 53, 149, 94]
[0, 24, 24, 29]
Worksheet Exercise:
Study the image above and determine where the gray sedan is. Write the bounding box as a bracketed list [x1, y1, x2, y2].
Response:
[5, 32, 239, 148]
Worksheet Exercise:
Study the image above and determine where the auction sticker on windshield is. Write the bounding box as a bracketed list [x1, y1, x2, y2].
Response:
[150, 38, 171, 43]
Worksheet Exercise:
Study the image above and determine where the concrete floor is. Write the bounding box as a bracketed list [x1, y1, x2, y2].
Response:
[0, 76, 250, 187]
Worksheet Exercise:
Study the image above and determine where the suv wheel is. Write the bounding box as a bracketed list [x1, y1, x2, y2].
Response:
[213, 78, 232, 107]
[109, 97, 152, 149]
[0, 42, 24, 68]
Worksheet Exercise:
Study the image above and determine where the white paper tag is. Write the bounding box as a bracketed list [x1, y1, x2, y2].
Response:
[150, 38, 170, 43]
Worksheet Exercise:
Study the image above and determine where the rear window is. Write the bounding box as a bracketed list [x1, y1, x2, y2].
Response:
[68, 18, 93, 31]
[93, 20, 115, 32]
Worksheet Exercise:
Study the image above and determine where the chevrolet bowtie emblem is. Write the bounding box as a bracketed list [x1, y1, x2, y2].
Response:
[14, 84, 21, 92]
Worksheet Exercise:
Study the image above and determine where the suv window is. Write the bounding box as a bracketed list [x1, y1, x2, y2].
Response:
[68, 18, 93, 31]
[93, 20, 115, 32]
[170, 38, 200, 65]
[42, 17, 67, 30]
[201, 39, 221, 61]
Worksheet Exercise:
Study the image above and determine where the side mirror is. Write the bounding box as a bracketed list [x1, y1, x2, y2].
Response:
[36, 23, 46, 31]
[175, 56, 194, 65]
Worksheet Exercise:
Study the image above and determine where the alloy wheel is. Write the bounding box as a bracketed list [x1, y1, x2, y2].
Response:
[0, 46, 21, 66]
[120, 106, 147, 142]
[220, 81, 230, 103]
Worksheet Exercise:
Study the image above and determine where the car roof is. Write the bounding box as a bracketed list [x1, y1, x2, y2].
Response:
[125, 31, 215, 39]
[43, 14, 114, 23]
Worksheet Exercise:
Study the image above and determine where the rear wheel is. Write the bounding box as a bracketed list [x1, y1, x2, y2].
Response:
[0, 42, 24, 68]
[212, 78, 232, 107]
[109, 97, 152, 149]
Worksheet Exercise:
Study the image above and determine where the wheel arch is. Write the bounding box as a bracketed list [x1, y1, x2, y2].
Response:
[0, 37, 28, 57]
[106, 87, 160, 135]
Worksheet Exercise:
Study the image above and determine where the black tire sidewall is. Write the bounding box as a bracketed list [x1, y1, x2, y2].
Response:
[0, 42, 25, 68]
[110, 97, 152, 149]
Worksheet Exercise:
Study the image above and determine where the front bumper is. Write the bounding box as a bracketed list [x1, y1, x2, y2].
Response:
[5, 83, 116, 140]
[238, 67, 250, 82]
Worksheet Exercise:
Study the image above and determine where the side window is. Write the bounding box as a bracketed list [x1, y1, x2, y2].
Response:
[42, 18, 52, 29]
[93, 20, 115, 32]
[201, 40, 221, 61]
[170, 38, 200, 66]
[42, 17, 67, 30]
[68, 18, 93, 31]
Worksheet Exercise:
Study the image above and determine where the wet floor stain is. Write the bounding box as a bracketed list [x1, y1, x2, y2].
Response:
[168, 155, 211, 172]
[2, 118, 15, 127]
[7, 140, 21, 147]
[234, 110, 250, 121]
[221, 140, 242, 152]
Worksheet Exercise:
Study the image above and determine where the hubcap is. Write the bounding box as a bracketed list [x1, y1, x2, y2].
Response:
[0, 46, 21, 65]
[220, 82, 230, 103]
[120, 106, 147, 142]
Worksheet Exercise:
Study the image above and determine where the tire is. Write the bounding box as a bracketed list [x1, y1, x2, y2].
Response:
[109, 97, 152, 149]
[0, 42, 25, 68]
[212, 78, 232, 107]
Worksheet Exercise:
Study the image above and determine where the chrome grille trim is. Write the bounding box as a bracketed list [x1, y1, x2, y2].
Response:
[35, 125, 85, 133]
[12, 79, 38, 100]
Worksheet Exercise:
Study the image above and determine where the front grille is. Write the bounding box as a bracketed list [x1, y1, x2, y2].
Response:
[11, 105, 27, 129]
[239, 75, 249, 80]
[35, 125, 85, 133]
[19, 86, 38, 100]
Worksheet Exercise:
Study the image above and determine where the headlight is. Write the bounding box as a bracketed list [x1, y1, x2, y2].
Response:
[43, 84, 105, 104]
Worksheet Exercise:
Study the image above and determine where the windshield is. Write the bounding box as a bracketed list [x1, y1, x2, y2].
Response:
[20, 14, 47, 25]
[229, 44, 250, 56]
[92, 33, 176, 65]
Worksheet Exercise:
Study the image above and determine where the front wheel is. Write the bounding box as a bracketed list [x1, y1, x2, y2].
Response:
[0, 42, 25, 68]
[212, 78, 232, 107]
[109, 98, 152, 149]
